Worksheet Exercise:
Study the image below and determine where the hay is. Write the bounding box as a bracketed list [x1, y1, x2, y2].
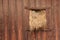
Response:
[29, 10, 47, 31]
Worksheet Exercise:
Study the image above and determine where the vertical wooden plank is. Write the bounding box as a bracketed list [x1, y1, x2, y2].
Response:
[16, 0, 23, 40]
[46, 0, 51, 7]
[31, 32, 35, 40]
[37, 32, 42, 40]
[42, 32, 47, 40]
[23, 0, 32, 40]
[52, 0, 58, 40]
[8, 0, 12, 40]
[40, 0, 46, 8]
[55, 0, 60, 40]
[47, 0, 58, 40]
[23, 0, 29, 8]
[1, 1, 5, 40]
[58, 0, 60, 40]
[9, 0, 17, 40]
[36, 0, 41, 8]
[14, 0, 18, 40]
[29, 0, 36, 8]
[0, 0, 3, 40]
[23, 0, 29, 29]
[46, 6, 54, 40]
[46, 8, 51, 40]
[46, 0, 53, 40]
[3, 0, 8, 40]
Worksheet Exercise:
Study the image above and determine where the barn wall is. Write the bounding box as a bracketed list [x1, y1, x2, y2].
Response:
[0, 0, 23, 40]
[0, 0, 60, 40]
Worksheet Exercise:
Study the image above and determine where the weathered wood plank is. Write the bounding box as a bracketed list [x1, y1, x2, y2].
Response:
[23, 0, 30, 40]
[58, 0, 60, 40]
[29, 0, 36, 8]
[3, 0, 9, 40]
[0, 0, 3, 40]
[36, 0, 41, 8]
[52, 0, 58, 40]
[40, 0, 46, 8]
[0, 0, 60, 40]
[8, 0, 12, 40]
[46, 0, 58, 40]
[16, 0, 23, 40]
[9, 0, 16, 40]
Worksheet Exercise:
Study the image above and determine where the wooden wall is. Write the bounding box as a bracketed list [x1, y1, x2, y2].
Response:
[0, 0, 60, 40]
[0, 0, 23, 40]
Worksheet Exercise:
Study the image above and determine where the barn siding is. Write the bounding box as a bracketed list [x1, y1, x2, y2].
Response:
[0, 0, 23, 40]
[0, 0, 3, 40]
[0, 0, 60, 40]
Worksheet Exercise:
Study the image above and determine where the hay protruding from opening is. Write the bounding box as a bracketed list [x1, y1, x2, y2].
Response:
[29, 10, 47, 31]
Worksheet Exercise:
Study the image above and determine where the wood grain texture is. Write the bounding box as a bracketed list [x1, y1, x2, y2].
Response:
[9, 0, 16, 40]
[3, 0, 9, 40]
[23, 0, 29, 40]
[0, 0, 3, 40]
[58, 0, 60, 40]
[29, 0, 36, 8]
[0, 0, 23, 40]
[0, 0, 60, 40]
[16, 0, 23, 40]
[23, 0, 58, 40]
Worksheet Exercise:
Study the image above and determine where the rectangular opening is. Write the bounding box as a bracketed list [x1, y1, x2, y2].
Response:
[29, 10, 47, 31]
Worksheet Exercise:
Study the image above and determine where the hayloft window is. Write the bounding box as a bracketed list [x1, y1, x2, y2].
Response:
[29, 9, 47, 31]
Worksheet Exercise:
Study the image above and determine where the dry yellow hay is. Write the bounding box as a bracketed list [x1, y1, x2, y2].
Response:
[29, 10, 47, 31]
